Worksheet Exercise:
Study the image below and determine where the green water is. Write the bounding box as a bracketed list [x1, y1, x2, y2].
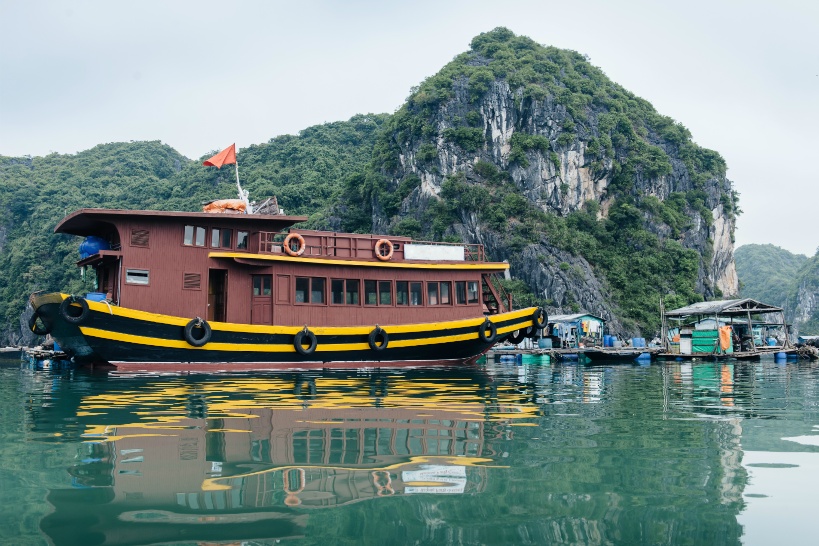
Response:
[1, 353, 818, 545]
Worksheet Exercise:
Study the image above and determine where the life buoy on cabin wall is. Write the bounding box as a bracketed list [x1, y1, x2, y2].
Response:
[284, 232, 306, 257]
[374, 239, 394, 261]
[60, 295, 90, 325]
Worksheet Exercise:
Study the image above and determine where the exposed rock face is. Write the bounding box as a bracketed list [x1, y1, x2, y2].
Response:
[373, 77, 739, 336]
[788, 259, 819, 335]
[792, 282, 818, 326]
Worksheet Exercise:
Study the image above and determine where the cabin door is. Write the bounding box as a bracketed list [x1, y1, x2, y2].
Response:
[251, 275, 273, 324]
[208, 269, 228, 322]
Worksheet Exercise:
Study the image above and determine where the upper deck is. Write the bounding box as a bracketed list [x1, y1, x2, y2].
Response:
[57, 208, 495, 267]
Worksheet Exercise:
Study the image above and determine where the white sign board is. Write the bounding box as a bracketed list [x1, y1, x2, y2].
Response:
[404, 244, 465, 261]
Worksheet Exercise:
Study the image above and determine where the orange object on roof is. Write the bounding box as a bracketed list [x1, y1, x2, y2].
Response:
[202, 199, 246, 213]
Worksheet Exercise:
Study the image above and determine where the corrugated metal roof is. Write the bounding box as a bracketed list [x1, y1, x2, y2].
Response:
[664, 298, 782, 317]
[549, 313, 605, 323]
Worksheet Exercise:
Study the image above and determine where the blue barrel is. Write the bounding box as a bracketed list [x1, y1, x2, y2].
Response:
[604, 335, 612, 347]
[538, 338, 552, 349]
[86, 292, 106, 302]
[79, 236, 110, 259]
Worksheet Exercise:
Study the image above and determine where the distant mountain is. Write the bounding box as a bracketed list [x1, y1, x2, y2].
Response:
[735, 244, 819, 335]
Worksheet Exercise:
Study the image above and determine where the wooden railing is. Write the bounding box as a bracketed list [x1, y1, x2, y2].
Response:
[255, 231, 486, 262]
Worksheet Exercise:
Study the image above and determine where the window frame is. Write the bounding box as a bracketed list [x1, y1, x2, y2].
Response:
[125, 268, 150, 286]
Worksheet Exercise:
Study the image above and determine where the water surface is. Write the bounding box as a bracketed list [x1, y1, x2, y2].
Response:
[1, 353, 818, 545]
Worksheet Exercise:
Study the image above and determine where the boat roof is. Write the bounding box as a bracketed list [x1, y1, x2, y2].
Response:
[55, 208, 309, 236]
[664, 298, 783, 318]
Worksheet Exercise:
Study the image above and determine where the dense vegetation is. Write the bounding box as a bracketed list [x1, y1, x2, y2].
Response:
[735, 244, 808, 305]
[339, 28, 737, 333]
[735, 244, 819, 334]
[0, 115, 387, 344]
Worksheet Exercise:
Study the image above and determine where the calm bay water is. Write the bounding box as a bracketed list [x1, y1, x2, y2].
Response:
[1, 353, 818, 545]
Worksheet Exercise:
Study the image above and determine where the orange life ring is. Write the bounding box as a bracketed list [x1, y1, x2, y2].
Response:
[283, 232, 306, 256]
[374, 239, 393, 261]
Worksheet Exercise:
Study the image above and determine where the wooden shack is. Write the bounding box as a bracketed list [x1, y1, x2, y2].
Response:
[660, 298, 791, 359]
[547, 313, 606, 348]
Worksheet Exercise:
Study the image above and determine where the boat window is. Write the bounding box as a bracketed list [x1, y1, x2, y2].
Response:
[364, 280, 377, 305]
[455, 281, 467, 305]
[212, 228, 232, 248]
[295, 277, 309, 303]
[125, 269, 149, 285]
[236, 231, 249, 250]
[410, 282, 423, 306]
[379, 281, 392, 305]
[440, 282, 451, 304]
[428, 282, 439, 305]
[332, 278, 361, 305]
[183, 225, 206, 246]
[346, 279, 359, 305]
[311, 278, 325, 304]
[253, 276, 271, 296]
[396, 281, 409, 306]
[467, 281, 479, 304]
[331, 279, 344, 304]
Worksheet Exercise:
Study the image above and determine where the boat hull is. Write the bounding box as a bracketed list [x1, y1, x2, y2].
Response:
[30, 292, 539, 366]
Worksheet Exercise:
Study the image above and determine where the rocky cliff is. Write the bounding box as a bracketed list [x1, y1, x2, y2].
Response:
[789, 256, 819, 335]
[338, 28, 740, 335]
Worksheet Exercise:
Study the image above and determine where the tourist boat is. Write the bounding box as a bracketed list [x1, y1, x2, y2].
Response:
[28, 185, 544, 367]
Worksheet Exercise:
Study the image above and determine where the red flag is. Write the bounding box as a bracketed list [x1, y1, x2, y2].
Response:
[203, 144, 236, 169]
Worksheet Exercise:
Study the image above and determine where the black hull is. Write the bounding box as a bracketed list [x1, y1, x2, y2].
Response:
[31, 293, 540, 367]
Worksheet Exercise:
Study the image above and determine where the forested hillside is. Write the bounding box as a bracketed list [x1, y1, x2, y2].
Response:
[335, 28, 739, 334]
[735, 244, 808, 305]
[735, 244, 819, 335]
[0, 115, 387, 344]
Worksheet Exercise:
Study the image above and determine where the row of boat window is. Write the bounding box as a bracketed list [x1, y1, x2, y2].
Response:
[183, 225, 248, 250]
[253, 276, 481, 306]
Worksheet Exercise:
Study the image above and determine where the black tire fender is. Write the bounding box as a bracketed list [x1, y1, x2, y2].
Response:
[60, 296, 90, 325]
[184, 318, 212, 347]
[533, 307, 548, 329]
[368, 326, 389, 351]
[508, 328, 526, 345]
[294, 328, 318, 356]
[479, 319, 497, 343]
[28, 312, 51, 335]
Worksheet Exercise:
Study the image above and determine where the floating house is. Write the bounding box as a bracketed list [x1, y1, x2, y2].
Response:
[660, 298, 792, 360]
[546, 313, 606, 349]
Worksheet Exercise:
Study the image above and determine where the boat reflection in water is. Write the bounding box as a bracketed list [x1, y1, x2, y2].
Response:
[39, 364, 538, 545]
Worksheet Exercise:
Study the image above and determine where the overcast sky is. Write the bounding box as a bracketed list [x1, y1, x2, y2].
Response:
[1, 0, 816, 256]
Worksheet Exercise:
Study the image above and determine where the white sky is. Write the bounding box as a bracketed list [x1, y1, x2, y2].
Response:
[1, 0, 817, 256]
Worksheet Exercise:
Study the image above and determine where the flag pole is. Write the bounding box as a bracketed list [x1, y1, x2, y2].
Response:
[234, 149, 252, 213]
